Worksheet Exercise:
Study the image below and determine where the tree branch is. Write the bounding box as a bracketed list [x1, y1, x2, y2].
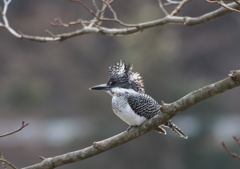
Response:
[233, 135, 240, 146]
[21, 70, 240, 169]
[222, 135, 240, 159]
[0, 121, 29, 138]
[0, 151, 18, 169]
[158, 0, 169, 16]
[170, 0, 191, 16]
[0, 0, 240, 42]
[207, 0, 240, 13]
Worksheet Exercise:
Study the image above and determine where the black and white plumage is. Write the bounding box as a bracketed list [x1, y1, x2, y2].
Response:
[90, 61, 187, 139]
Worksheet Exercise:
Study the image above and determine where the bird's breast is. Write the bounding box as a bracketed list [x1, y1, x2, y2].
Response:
[112, 95, 146, 126]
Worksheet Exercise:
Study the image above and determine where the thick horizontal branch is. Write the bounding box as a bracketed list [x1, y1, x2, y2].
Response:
[22, 70, 240, 169]
[185, 0, 240, 25]
[161, 70, 240, 118]
[1, 1, 240, 42]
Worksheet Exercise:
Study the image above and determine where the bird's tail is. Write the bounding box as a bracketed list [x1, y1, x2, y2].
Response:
[154, 120, 188, 139]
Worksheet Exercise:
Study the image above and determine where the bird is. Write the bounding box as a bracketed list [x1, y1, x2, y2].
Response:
[89, 61, 188, 139]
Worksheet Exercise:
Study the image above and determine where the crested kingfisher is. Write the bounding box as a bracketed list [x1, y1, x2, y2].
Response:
[90, 61, 187, 139]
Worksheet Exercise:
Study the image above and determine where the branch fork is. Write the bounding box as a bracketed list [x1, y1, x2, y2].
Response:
[222, 135, 240, 159]
[207, 0, 240, 13]
[1, 0, 240, 42]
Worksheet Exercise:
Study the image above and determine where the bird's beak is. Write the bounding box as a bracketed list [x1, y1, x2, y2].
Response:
[89, 84, 110, 90]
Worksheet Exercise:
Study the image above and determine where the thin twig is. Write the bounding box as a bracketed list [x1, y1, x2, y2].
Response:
[171, 0, 191, 16]
[158, 0, 169, 16]
[65, 0, 103, 27]
[233, 135, 240, 146]
[206, 0, 240, 13]
[98, 0, 132, 27]
[0, 151, 18, 169]
[39, 156, 45, 160]
[222, 141, 240, 159]
[99, 1, 108, 19]
[0, 0, 21, 38]
[68, 0, 123, 26]
[91, 0, 99, 11]
[0, 6, 3, 15]
[50, 18, 69, 27]
[99, 0, 117, 19]
[109, 0, 116, 5]
[0, 158, 18, 169]
[88, 1, 108, 27]
[165, 0, 182, 5]
[0, 121, 29, 138]
[0, 151, 7, 169]
[51, 18, 91, 27]
[233, 0, 240, 6]
[67, 0, 100, 19]
[45, 30, 56, 38]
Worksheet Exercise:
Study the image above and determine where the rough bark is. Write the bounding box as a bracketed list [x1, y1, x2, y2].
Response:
[0, 1, 240, 42]
[21, 70, 240, 169]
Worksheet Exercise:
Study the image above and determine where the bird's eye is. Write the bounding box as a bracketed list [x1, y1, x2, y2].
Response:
[111, 81, 117, 85]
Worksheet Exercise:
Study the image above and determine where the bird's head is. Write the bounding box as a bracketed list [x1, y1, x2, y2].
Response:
[90, 61, 144, 95]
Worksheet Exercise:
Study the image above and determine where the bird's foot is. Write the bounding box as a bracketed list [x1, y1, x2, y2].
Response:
[127, 126, 133, 132]
[127, 125, 138, 132]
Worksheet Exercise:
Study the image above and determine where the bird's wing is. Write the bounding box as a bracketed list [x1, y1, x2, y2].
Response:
[127, 93, 188, 139]
[127, 93, 160, 119]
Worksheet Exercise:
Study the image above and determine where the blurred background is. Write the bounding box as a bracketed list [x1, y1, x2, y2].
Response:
[0, 0, 240, 169]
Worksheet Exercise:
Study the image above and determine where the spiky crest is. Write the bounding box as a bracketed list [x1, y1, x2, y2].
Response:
[108, 61, 145, 93]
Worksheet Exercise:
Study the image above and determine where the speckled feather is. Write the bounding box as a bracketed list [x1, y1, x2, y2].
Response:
[127, 93, 160, 119]
[108, 61, 145, 93]
[98, 61, 188, 139]
[126, 91, 188, 139]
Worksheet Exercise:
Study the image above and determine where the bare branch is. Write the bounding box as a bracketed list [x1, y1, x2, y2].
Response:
[207, 0, 240, 13]
[222, 135, 240, 159]
[67, 0, 100, 19]
[99, 0, 117, 19]
[91, 0, 99, 11]
[108, 0, 116, 5]
[184, 1, 240, 25]
[50, 18, 70, 27]
[0, 151, 18, 169]
[21, 70, 240, 169]
[0, 158, 18, 169]
[0, 0, 21, 38]
[88, 1, 108, 27]
[45, 30, 57, 38]
[233, 135, 240, 146]
[50, 18, 92, 28]
[0, 151, 7, 169]
[233, 0, 240, 6]
[171, 0, 191, 16]
[67, 0, 135, 27]
[158, 0, 169, 16]
[165, 0, 182, 5]
[39, 156, 46, 161]
[0, 0, 240, 42]
[0, 121, 29, 138]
